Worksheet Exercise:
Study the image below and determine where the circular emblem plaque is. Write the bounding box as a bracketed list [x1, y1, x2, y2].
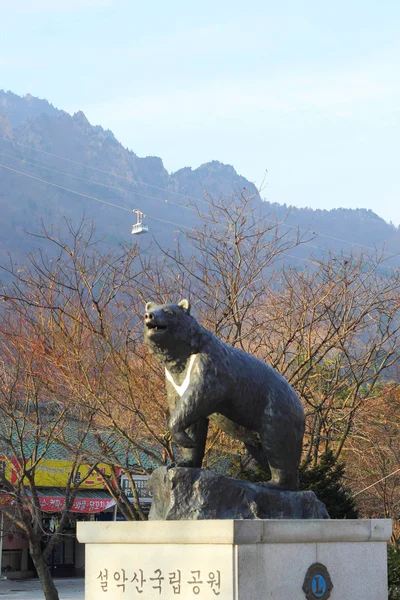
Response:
[302, 563, 333, 600]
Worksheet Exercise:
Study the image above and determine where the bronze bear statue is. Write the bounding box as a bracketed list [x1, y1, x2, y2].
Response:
[144, 300, 305, 490]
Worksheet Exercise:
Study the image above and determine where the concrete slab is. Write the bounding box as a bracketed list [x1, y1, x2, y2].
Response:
[78, 519, 392, 599]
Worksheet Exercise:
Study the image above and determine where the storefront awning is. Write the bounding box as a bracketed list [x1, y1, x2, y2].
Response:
[0, 489, 116, 514]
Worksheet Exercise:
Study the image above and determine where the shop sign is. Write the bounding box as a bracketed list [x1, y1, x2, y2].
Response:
[120, 474, 152, 504]
[0, 456, 115, 489]
[38, 495, 116, 514]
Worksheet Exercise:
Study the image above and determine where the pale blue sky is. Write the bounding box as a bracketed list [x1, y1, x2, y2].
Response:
[1, 0, 399, 224]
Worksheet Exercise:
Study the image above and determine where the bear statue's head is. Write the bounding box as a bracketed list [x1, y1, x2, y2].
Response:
[144, 300, 200, 362]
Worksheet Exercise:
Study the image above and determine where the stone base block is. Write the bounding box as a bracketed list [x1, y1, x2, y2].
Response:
[78, 519, 391, 599]
[148, 467, 329, 520]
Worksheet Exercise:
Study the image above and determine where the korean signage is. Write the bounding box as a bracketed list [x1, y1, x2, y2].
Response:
[97, 566, 221, 595]
[38, 494, 115, 514]
[0, 490, 115, 514]
[0, 457, 115, 489]
[120, 474, 152, 504]
[86, 544, 233, 599]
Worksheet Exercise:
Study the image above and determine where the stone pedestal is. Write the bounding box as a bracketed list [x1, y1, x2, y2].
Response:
[148, 467, 329, 520]
[77, 519, 391, 599]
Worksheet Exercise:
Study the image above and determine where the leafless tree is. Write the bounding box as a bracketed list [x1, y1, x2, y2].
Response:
[150, 193, 400, 467]
[345, 387, 400, 544]
[0, 220, 175, 524]
[0, 325, 100, 600]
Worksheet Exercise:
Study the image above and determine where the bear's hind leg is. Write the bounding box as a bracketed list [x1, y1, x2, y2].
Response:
[268, 467, 299, 490]
[176, 418, 209, 468]
[260, 420, 302, 491]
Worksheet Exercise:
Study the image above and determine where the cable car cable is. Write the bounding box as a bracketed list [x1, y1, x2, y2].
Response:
[0, 161, 195, 231]
[0, 153, 366, 260]
[0, 135, 397, 261]
[0, 161, 320, 266]
[0, 149, 198, 215]
[0, 161, 396, 272]
[0, 135, 212, 207]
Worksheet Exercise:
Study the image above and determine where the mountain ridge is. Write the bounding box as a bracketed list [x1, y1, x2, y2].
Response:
[0, 89, 399, 270]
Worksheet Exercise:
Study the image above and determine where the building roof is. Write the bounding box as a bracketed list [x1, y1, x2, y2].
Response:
[0, 414, 160, 473]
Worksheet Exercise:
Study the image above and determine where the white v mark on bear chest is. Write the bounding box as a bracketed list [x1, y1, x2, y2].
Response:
[165, 354, 197, 397]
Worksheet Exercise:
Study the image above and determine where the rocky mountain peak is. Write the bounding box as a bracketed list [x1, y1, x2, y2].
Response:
[0, 89, 61, 128]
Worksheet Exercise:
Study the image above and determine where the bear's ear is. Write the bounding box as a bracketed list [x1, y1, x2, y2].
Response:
[145, 301, 157, 312]
[178, 299, 191, 313]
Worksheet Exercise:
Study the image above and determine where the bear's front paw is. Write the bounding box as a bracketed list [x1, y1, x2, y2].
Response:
[170, 427, 197, 448]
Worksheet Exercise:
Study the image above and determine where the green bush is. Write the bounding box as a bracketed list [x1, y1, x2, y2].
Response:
[299, 451, 359, 519]
[238, 450, 358, 519]
[388, 546, 400, 599]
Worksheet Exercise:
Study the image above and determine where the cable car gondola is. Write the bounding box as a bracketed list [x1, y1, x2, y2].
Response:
[131, 209, 149, 235]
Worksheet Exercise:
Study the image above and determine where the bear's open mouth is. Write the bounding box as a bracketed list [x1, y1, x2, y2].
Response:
[146, 322, 168, 332]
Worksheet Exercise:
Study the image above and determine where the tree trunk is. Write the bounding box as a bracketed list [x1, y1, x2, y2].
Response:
[29, 541, 59, 600]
